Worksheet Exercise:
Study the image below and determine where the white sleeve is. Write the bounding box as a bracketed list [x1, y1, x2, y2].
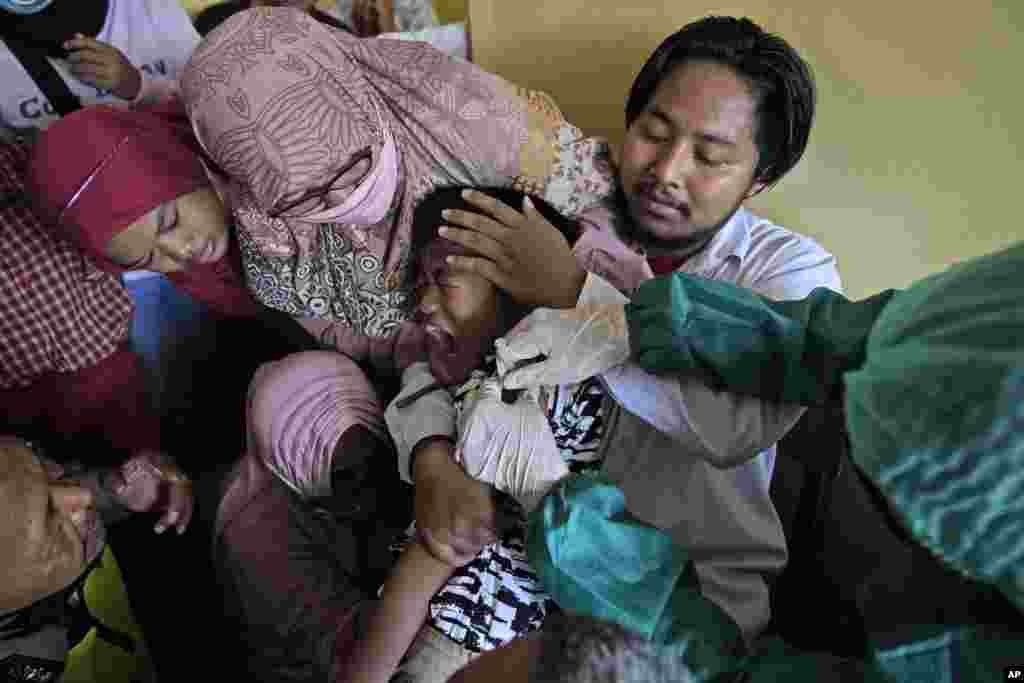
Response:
[378, 22, 469, 60]
[132, 1, 201, 106]
[599, 235, 842, 467]
[385, 362, 457, 484]
[601, 365, 806, 467]
[391, 0, 440, 31]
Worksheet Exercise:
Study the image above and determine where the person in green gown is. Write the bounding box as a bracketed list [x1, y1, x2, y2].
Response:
[447, 241, 1023, 682]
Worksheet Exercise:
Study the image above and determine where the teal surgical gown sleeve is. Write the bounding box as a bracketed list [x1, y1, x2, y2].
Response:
[625, 273, 895, 405]
[525, 474, 744, 680]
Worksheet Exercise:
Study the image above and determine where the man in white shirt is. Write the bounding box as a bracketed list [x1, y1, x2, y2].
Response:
[419, 15, 842, 640]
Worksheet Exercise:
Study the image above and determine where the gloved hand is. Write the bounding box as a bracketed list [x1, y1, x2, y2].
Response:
[495, 304, 630, 390]
[104, 450, 193, 535]
[454, 377, 569, 513]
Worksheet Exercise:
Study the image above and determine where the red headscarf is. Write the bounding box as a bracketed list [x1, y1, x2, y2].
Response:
[27, 104, 207, 266]
[26, 103, 261, 317]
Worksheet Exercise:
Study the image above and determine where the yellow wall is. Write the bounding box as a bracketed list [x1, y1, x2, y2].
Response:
[471, 1, 1024, 298]
[433, 0, 467, 24]
[180, 0, 222, 14]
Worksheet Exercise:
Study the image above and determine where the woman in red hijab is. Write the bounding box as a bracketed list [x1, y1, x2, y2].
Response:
[0, 137, 192, 532]
[26, 103, 262, 318]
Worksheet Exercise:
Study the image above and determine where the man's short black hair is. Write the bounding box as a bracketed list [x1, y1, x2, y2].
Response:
[625, 16, 816, 192]
[408, 186, 580, 285]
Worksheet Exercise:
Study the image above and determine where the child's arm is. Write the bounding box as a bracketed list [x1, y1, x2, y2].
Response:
[387, 363, 500, 562]
[386, 362, 458, 486]
[344, 541, 454, 683]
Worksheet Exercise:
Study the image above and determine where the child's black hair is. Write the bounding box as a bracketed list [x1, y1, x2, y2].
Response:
[408, 186, 581, 285]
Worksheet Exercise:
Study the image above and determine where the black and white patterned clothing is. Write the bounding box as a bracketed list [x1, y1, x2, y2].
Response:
[397, 359, 608, 652]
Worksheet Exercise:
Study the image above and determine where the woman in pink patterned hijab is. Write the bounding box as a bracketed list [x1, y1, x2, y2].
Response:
[180, 11, 623, 679]
[180, 6, 569, 354]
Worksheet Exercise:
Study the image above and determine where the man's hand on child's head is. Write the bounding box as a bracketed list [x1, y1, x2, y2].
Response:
[440, 190, 586, 310]
[412, 439, 499, 567]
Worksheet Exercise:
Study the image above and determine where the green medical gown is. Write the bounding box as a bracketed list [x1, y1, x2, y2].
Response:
[527, 241, 1024, 682]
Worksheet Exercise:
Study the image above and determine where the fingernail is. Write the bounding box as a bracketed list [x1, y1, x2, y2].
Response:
[445, 255, 455, 264]
[438, 227, 449, 236]
[441, 210, 451, 219]
[154, 525, 166, 534]
[461, 190, 473, 200]
[524, 196, 535, 209]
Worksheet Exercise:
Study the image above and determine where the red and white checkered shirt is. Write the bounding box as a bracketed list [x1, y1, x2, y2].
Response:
[0, 139, 133, 390]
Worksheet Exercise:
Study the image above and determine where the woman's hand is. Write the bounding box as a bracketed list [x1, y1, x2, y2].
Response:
[441, 190, 587, 309]
[104, 450, 193, 535]
[412, 438, 499, 567]
[64, 34, 142, 100]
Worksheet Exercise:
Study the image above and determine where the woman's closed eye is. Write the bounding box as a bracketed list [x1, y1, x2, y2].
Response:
[121, 203, 175, 269]
[271, 150, 373, 218]
[124, 252, 153, 270]
[273, 193, 325, 218]
[158, 201, 178, 234]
